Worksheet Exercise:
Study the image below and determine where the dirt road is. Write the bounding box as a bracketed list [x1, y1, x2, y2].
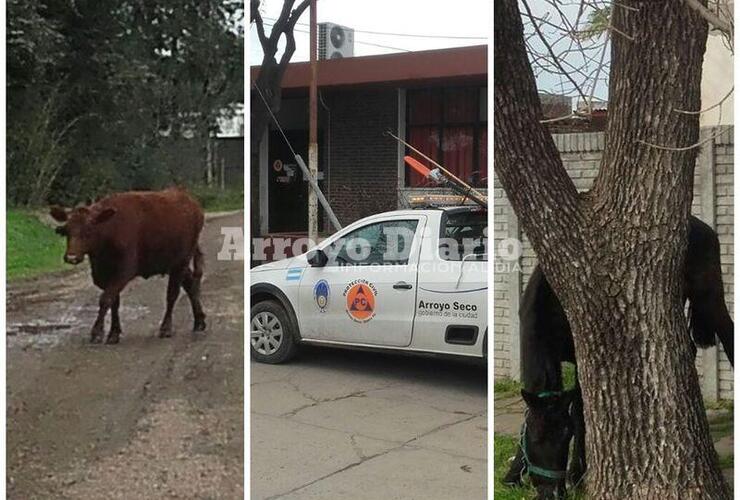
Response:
[7, 212, 244, 499]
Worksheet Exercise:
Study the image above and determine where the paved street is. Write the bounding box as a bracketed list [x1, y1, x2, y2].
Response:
[251, 346, 487, 499]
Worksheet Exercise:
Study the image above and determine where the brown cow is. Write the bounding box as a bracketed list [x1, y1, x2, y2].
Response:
[49, 187, 206, 344]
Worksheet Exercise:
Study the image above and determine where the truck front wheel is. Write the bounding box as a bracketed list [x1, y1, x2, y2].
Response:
[250, 300, 298, 364]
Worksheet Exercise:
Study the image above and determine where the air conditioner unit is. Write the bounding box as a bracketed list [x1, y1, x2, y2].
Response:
[318, 22, 354, 60]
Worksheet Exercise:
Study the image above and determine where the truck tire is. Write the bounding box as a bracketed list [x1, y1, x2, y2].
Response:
[250, 300, 298, 364]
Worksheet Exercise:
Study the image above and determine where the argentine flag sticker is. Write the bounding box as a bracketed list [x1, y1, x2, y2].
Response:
[286, 268, 303, 281]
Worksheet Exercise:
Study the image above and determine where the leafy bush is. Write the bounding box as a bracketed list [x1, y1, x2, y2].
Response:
[190, 184, 244, 212]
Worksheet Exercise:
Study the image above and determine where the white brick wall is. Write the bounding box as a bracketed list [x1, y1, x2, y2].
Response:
[494, 126, 734, 400]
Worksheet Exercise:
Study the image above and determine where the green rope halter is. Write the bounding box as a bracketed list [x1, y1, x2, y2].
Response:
[518, 391, 568, 481]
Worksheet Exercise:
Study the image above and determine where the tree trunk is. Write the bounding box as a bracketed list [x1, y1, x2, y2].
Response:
[494, 1, 729, 498]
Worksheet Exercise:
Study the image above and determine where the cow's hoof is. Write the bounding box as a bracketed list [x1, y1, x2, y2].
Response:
[159, 329, 173, 338]
[90, 335, 103, 344]
[105, 335, 120, 345]
[193, 318, 207, 332]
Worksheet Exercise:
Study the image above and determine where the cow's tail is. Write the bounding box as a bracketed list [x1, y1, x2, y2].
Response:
[192, 244, 204, 279]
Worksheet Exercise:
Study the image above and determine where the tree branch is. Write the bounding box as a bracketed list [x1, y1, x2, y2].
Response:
[279, 0, 309, 67]
[637, 127, 730, 151]
[522, 0, 589, 106]
[494, 0, 586, 279]
[250, 0, 269, 49]
[683, 0, 732, 38]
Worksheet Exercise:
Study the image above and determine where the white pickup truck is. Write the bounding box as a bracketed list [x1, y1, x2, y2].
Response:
[250, 206, 488, 364]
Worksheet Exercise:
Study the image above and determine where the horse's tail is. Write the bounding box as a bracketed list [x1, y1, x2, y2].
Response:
[686, 216, 733, 366]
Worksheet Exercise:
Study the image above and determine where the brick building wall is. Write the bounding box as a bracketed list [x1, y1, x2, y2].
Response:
[325, 89, 400, 227]
[494, 126, 734, 400]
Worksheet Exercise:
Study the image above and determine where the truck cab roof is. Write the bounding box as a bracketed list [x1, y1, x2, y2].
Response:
[372, 205, 487, 219]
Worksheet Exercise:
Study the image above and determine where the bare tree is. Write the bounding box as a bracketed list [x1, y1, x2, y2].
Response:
[250, 0, 309, 242]
[250, 0, 309, 150]
[495, 1, 730, 498]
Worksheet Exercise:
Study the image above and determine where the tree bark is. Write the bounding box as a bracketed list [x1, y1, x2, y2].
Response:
[494, 1, 729, 498]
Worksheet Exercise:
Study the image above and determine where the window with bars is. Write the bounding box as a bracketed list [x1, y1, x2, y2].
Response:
[405, 86, 487, 188]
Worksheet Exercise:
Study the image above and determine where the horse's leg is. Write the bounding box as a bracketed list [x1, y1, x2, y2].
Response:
[568, 372, 587, 487]
[502, 446, 526, 487]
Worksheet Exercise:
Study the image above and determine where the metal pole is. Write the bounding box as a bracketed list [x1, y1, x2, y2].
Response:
[308, 0, 319, 243]
[295, 154, 341, 231]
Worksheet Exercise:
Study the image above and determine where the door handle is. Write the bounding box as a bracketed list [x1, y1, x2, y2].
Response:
[393, 282, 413, 290]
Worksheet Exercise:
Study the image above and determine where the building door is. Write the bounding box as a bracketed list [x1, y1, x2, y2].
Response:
[267, 130, 325, 233]
[268, 130, 308, 233]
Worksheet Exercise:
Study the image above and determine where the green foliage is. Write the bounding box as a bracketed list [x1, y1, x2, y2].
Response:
[577, 6, 611, 41]
[8, 0, 244, 207]
[562, 362, 577, 390]
[191, 185, 244, 212]
[7, 88, 74, 206]
[7, 210, 67, 280]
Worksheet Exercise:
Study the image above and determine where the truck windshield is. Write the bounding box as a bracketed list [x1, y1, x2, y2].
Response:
[440, 210, 487, 261]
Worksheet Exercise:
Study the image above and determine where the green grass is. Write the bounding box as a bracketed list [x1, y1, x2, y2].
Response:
[494, 434, 586, 499]
[7, 210, 67, 281]
[494, 377, 523, 400]
[494, 433, 533, 499]
[718, 454, 733, 470]
[706, 399, 734, 412]
[709, 411, 734, 441]
[190, 185, 243, 212]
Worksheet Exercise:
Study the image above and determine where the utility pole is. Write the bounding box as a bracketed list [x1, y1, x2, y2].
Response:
[308, 0, 319, 243]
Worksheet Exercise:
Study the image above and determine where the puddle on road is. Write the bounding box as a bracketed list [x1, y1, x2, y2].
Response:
[7, 304, 150, 350]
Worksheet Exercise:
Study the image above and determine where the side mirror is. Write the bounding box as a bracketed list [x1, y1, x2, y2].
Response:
[307, 248, 328, 267]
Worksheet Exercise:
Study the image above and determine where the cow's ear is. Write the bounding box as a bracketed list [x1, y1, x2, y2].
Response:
[92, 207, 116, 224]
[49, 206, 68, 222]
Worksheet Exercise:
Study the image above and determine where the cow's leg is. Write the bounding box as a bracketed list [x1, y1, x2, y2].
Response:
[502, 446, 526, 487]
[92, 282, 127, 343]
[160, 269, 185, 337]
[182, 267, 206, 332]
[568, 376, 587, 487]
[106, 295, 122, 344]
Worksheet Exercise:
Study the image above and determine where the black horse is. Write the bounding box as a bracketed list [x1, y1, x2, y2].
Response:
[502, 216, 734, 500]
